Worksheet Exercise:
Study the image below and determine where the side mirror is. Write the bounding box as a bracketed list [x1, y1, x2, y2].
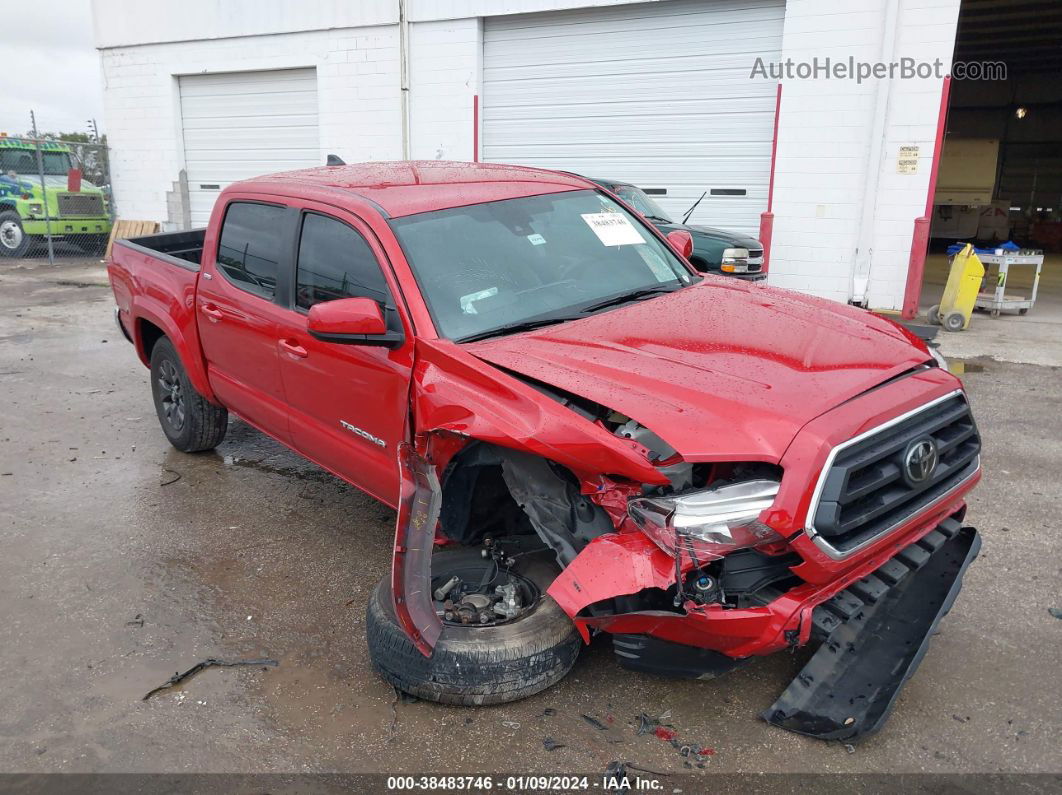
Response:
[307, 296, 404, 348]
[667, 229, 694, 260]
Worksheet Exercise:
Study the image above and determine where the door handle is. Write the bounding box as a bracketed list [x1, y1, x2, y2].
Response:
[200, 303, 223, 322]
[279, 339, 308, 359]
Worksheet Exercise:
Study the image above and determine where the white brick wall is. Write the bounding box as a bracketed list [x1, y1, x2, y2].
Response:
[100, 28, 402, 224]
[767, 0, 961, 309]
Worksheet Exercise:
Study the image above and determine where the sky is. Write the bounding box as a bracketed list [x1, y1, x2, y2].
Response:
[0, 0, 105, 137]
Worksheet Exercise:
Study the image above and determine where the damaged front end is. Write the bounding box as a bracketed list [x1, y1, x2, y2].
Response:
[389, 338, 982, 742]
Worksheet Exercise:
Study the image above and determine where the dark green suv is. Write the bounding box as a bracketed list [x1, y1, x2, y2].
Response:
[590, 178, 765, 281]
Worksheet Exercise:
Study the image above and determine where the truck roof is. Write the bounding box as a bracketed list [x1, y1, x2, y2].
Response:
[238, 160, 592, 218]
[0, 137, 71, 153]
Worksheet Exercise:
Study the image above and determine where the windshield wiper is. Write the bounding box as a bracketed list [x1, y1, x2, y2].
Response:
[682, 191, 707, 225]
[579, 284, 680, 314]
[643, 214, 673, 224]
[459, 313, 586, 343]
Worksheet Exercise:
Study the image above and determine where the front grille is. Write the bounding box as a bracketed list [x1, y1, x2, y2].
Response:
[57, 193, 105, 217]
[811, 393, 980, 553]
[746, 249, 764, 272]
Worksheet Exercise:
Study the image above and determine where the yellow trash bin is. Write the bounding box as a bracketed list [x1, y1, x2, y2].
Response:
[928, 244, 986, 332]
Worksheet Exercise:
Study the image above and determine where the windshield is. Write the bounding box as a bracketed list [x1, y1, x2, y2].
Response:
[391, 189, 694, 341]
[0, 149, 73, 176]
[614, 185, 672, 223]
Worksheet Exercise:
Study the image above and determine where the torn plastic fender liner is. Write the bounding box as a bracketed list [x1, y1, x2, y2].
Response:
[391, 442, 443, 657]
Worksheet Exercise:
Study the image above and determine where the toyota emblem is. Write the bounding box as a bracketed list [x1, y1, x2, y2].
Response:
[903, 438, 939, 484]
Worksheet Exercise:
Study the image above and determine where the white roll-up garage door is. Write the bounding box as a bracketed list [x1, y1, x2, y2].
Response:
[482, 0, 784, 236]
[179, 68, 320, 226]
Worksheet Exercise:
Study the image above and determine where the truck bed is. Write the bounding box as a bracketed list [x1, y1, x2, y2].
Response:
[108, 228, 207, 392]
[116, 229, 206, 270]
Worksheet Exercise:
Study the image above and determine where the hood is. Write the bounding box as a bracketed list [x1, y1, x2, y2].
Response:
[466, 280, 930, 463]
[653, 221, 762, 250]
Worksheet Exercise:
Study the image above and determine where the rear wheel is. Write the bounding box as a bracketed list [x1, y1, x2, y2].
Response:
[366, 546, 582, 705]
[149, 337, 228, 452]
[0, 211, 31, 258]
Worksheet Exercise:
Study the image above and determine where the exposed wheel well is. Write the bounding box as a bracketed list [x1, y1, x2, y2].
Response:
[137, 318, 166, 361]
[439, 442, 533, 546]
[438, 441, 614, 567]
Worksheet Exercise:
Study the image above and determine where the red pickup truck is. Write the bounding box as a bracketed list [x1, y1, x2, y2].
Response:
[108, 161, 982, 741]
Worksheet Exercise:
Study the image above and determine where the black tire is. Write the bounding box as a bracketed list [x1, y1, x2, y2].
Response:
[927, 304, 942, 325]
[149, 337, 228, 452]
[366, 548, 582, 706]
[0, 210, 31, 258]
[942, 311, 966, 332]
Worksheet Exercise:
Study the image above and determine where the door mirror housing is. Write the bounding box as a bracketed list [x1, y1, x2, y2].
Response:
[667, 229, 694, 260]
[306, 296, 404, 348]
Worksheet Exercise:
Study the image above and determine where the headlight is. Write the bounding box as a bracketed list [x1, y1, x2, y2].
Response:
[628, 479, 782, 561]
[928, 346, 947, 369]
[28, 203, 43, 215]
[720, 247, 749, 273]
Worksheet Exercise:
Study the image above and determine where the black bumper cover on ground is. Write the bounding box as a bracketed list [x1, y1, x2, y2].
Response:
[763, 519, 980, 742]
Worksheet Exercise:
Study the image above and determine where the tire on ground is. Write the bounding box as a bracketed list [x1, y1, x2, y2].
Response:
[366, 548, 582, 705]
[149, 336, 229, 452]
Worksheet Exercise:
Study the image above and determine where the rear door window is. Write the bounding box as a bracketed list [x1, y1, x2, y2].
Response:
[294, 212, 390, 310]
[216, 202, 286, 300]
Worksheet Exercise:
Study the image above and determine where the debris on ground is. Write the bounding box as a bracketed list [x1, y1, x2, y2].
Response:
[603, 760, 670, 792]
[501, 720, 521, 730]
[1048, 607, 1062, 619]
[542, 707, 556, 717]
[542, 737, 566, 751]
[141, 657, 278, 701]
[581, 713, 609, 731]
[159, 469, 181, 486]
[125, 613, 144, 628]
[631, 712, 715, 764]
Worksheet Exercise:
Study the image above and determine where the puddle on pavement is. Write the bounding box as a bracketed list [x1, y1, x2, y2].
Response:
[216, 422, 339, 485]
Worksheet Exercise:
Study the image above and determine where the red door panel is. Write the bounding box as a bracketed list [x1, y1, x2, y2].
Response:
[275, 205, 414, 505]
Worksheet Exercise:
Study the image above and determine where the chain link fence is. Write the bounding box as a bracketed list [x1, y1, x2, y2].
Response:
[0, 134, 115, 263]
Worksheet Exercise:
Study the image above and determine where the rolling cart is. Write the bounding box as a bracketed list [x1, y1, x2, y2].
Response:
[975, 250, 1043, 318]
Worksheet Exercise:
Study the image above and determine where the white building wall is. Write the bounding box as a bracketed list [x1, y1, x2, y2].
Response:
[767, 0, 961, 309]
[408, 18, 481, 161]
[100, 27, 402, 223]
[94, 0, 963, 309]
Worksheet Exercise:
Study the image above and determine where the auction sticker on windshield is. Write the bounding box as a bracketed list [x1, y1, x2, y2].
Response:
[582, 212, 645, 246]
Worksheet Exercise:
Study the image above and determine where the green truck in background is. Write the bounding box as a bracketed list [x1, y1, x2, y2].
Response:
[0, 136, 112, 258]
